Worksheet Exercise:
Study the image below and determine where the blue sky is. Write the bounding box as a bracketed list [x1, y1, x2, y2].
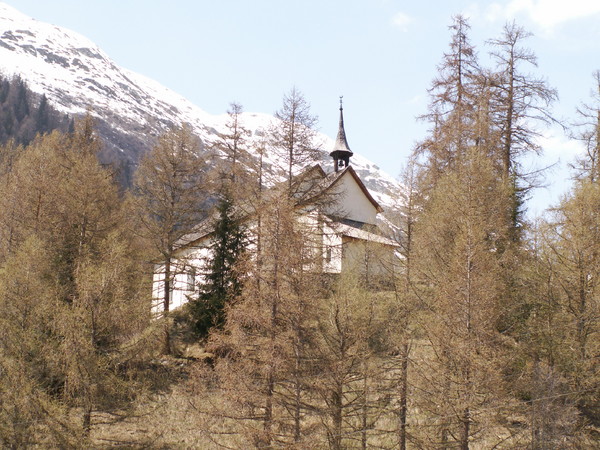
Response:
[11, 0, 600, 213]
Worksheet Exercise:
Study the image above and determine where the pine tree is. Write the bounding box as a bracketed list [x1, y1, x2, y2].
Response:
[191, 189, 246, 338]
[0, 75, 70, 147]
[35, 94, 50, 135]
[12, 76, 29, 123]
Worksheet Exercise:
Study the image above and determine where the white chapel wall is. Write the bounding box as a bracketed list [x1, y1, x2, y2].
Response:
[324, 173, 378, 225]
[151, 243, 211, 315]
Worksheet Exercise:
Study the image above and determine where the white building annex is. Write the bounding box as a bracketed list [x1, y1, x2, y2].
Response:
[152, 102, 398, 314]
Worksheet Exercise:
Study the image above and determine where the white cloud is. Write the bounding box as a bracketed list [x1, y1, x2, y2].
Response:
[537, 130, 583, 161]
[391, 12, 414, 32]
[485, 0, 600, 30]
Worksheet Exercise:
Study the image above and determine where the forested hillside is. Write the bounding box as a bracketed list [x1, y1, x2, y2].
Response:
[0, 74, 71, 147]
[0, 15, 599, 450]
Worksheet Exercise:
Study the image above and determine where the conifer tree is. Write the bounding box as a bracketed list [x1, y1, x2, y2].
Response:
[216, 102, 250, 183]
[390, 158, 421, 449]
[0, 131, 63, 261]
[572, 70, 600, 182]
[310, 272, 397, 449]
[190, 188, 246, 338]
[412, 149, 513, 448]
[132, 125, 210, 354]
[192, 192, 324, 447]
[415, 15, 481, 190]
[271, 87, 321, 194]
[487, 21, 558, 240]
[519, 222, 583, 447]
[0, 237, 81, 448]
[0, 119, 150, 441]
[0, 76, 69, 146]
[540, 180, 600, 432]
[487, 22, 558, 180]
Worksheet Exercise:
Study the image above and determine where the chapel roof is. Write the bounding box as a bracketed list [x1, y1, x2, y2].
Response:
[329, 97, 353, 158]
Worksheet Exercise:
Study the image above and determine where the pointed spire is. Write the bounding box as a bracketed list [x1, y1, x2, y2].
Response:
[333, 96, 352, 154]
[330, 96, 353, 172]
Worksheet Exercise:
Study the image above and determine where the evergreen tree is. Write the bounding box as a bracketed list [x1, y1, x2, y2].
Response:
[191, 189, 246, 338]
[0, 75, 70, 146]
[35, 94, 50, 135]
[12, 76, 29, 123]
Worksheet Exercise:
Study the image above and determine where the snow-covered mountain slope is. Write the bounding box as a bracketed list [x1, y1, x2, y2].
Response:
[0, 2, 404, 211]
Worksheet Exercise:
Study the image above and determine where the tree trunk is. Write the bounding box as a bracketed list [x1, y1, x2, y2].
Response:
[262, 243, 278, 448]
[460, 407, 470, 450]
[398, 342, 409, 450]
[82, 403, 92, 436]
[331, 384, 343, 450]
[162, 257, 172, 355]
[361, 362, 369, 450]
[293, 345, 302, 442]
[440, 371, 450, 450]
[262, 372, 274, 450]
[577, 268, 587, 363]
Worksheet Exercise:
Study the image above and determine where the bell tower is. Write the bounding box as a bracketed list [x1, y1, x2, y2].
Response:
[330, 97, 353, 172]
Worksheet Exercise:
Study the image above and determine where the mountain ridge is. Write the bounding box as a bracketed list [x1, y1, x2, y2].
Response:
[0, 2, 403, 210]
